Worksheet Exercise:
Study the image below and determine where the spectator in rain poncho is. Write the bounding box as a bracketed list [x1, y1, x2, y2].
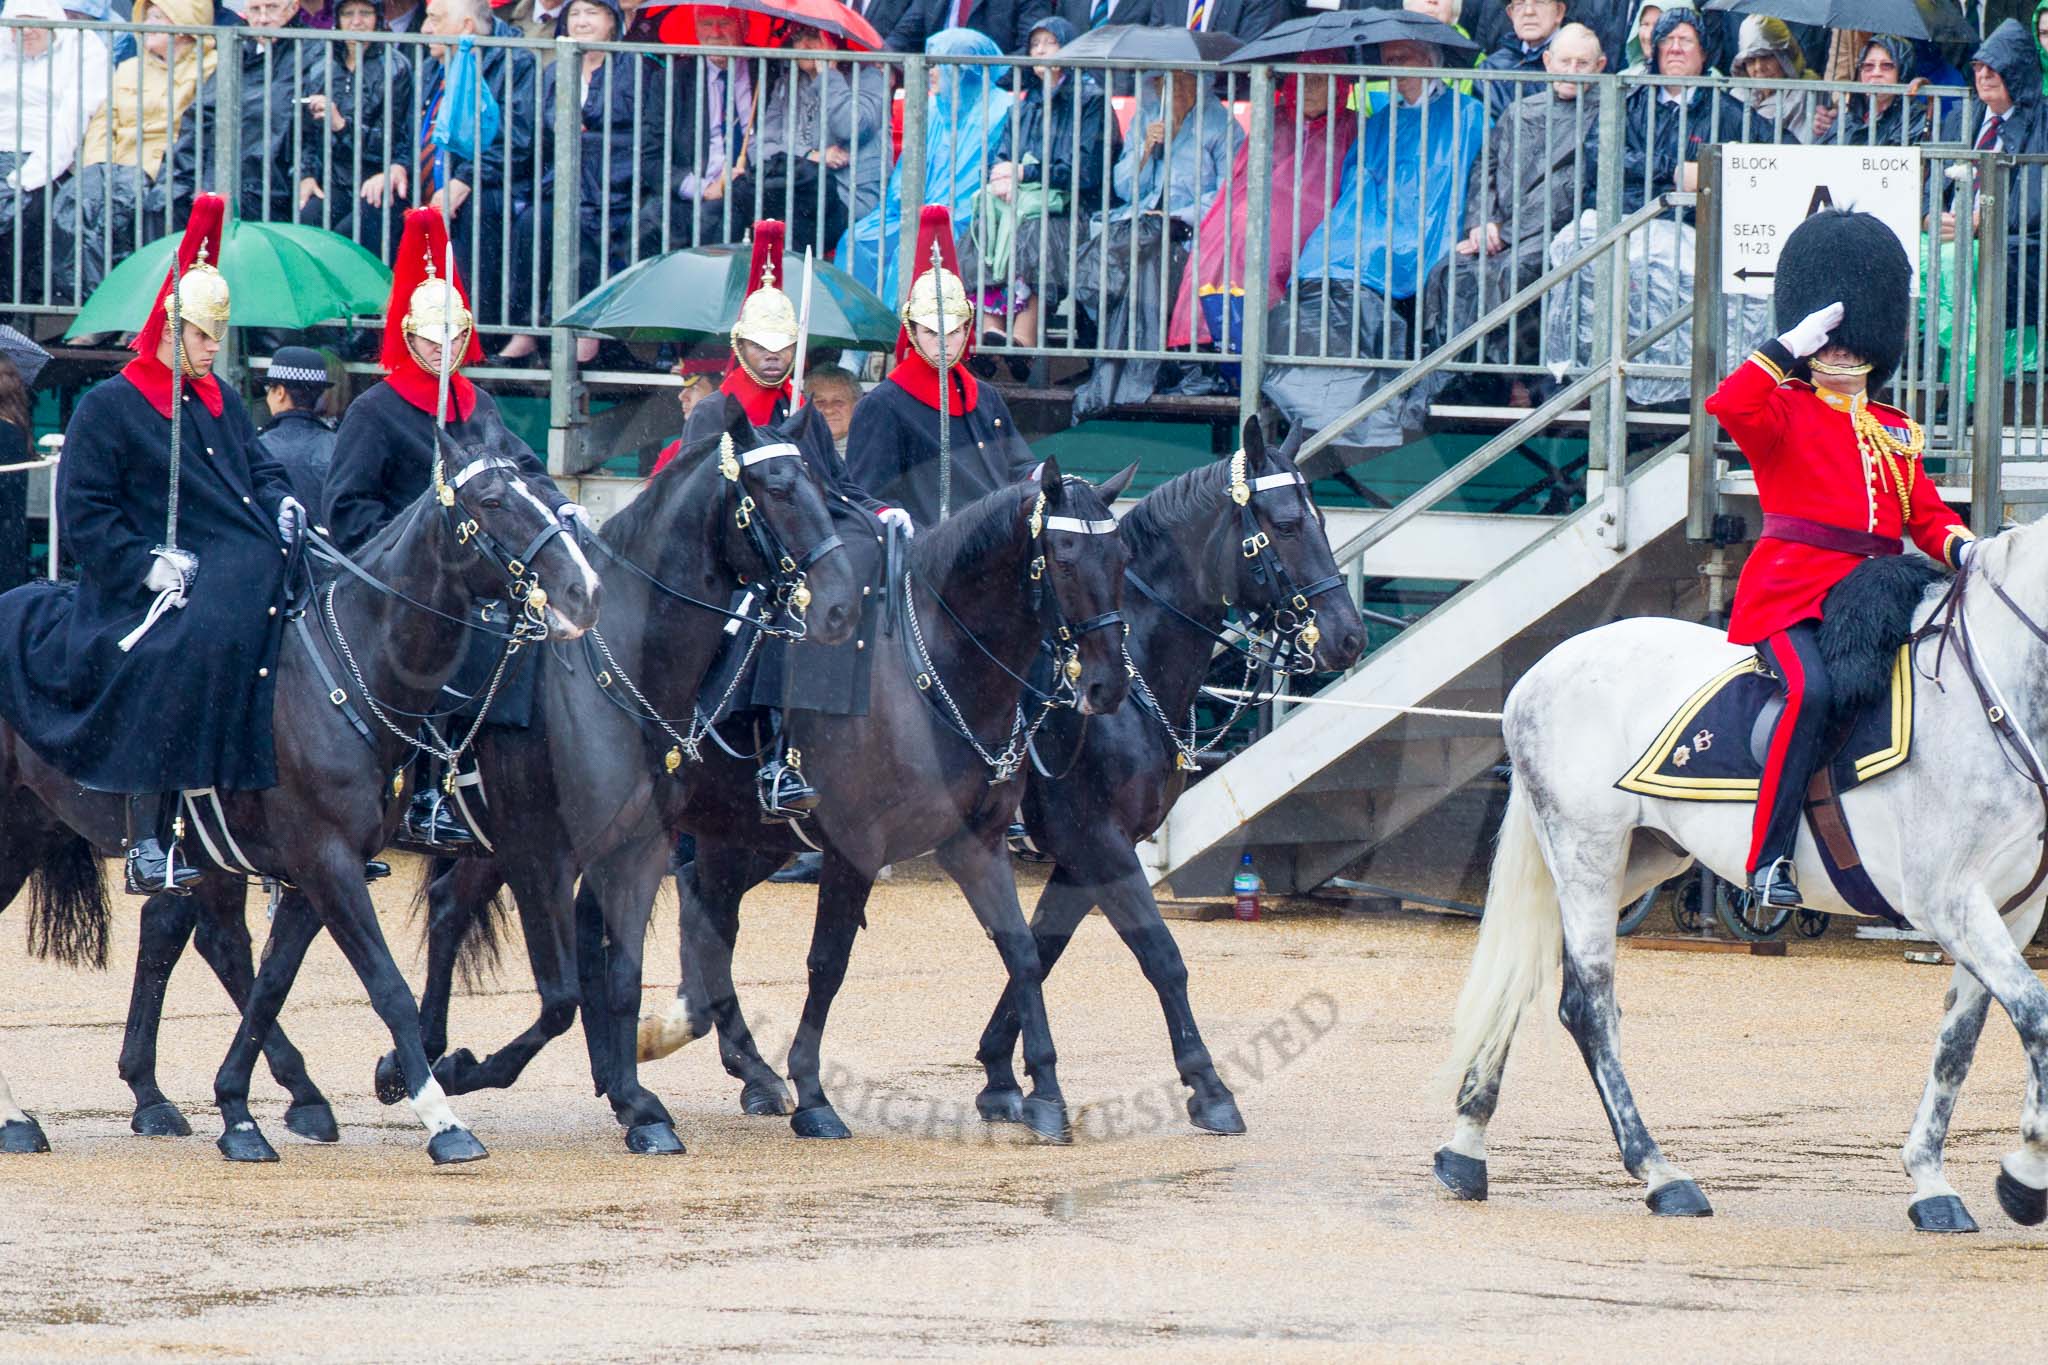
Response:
[1165, 59, 1352, 364]
[1260, 39, 1483, 456]
[1836, 34, 1939, 146]
[835, 27, 1012, 304]
[47, 0, 215, 302]
[1542, 6, 1769, 406]
[293, 0, 415, 260]
[1070, 64, 1242, 419]
[959, 16, 1117, 352]
[0, 0, 111, 294]
[1423, 22, 1601, 408]
[1729, 14, 1826, 144]
[1949, 20, 2048, 326]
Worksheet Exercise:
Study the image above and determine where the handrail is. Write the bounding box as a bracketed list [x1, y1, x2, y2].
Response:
[1295, 192, 1692, 463]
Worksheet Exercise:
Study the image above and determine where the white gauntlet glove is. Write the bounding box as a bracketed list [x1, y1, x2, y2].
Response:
[556, 501, 593, 529]
[143, 547, 197, 605]
[1777, 301, 1845, 360]
[276, 495, 305, 544]
[878, 506, 915, 538]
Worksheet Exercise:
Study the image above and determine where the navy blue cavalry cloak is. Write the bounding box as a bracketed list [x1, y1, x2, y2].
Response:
[0, 373, 293, 792]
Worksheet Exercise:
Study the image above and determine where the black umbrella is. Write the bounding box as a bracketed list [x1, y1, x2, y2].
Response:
[1226, 8, 1476, 65]
[1702, 0, 1972, 46]
[0, 324, 51, 388]
[1055, 23, 1242, 63]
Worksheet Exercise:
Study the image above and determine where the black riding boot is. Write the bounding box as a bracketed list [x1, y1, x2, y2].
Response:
[125, 792, 199, 897]
[1747, 624, 1834, 911]
[756, 713, 818, 820]
[401, 757, 478, 847]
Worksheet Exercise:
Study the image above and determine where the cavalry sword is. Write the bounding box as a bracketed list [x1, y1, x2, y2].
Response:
[791, 246, 814, 411]
[436, 222, 455, 430]
[165, 254, 184, 553]
[931, 237, 952, 522]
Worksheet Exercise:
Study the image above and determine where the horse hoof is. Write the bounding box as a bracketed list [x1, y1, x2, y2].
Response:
[975, 1086, 1025, 1124]
[217, 1124, 279, 1163]
[427, 1128, 489, 1166]
[284, 1101, 340, 1144]
[372, 1051, 406, 1106]
[1646, 1178, 1713, 1217]
[1908, 1194, 1979, 1234]
[1433, 1148, 1488, 1201]
[432, 1048, 480, 1091]
[1019, 1097, 1073, 1145]
[130, 1100, 192, 1138]
[739, 1078, 793, 1117]
[1996, 1166, 2048, 1226]
[624, 1121, 686, 1155]
[790, 1105, 851, 1140]
[0, 1118, 49, 1154]
[1188, 1093, 1247, 1135]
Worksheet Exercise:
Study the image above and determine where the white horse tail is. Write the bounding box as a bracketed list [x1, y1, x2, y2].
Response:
[1437, 778, 1563, 1105]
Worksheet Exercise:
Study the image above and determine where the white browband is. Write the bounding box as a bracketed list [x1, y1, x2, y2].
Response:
[1247, 471, 1305, 492]
[450, 455, 518, 489]
[1044, 515, 1118, 535]
[740, 442, 802, 467]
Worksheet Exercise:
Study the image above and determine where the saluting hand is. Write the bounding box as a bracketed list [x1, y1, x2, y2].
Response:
[1778, 301, 1844, 360]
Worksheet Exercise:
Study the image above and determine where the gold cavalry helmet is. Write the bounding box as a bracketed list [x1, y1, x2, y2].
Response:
[172, 245, 232, 342]
[902, 263, 970, 338]
[403, 258, 474, 348]
[733, 258, 799, 353]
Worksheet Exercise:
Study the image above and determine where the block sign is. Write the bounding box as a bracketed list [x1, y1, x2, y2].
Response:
[1719, 144, 1922, 297]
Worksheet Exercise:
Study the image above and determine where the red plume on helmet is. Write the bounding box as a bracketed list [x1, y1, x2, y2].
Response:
[745, 219, 786, 303]
[381, 207, 482, 420]
[132, 191, 225, 361]
[895, 204, 968, 363]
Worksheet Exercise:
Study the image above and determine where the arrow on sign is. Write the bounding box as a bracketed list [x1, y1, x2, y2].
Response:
[1733, 267, 1776, 281]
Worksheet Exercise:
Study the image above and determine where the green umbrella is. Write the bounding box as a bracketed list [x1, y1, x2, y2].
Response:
[66, 220, 393, 340]
[556, 245, 900, 351]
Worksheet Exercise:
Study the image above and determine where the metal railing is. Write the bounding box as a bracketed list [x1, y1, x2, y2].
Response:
[0, 20, 1994, 474]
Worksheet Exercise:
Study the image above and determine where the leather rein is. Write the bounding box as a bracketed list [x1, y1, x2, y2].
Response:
[1917, 555, 2048, 915]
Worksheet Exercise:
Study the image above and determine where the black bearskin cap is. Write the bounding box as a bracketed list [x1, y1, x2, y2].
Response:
[1773, 209, 1911, 392]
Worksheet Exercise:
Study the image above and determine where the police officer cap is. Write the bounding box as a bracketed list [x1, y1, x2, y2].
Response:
[1773, 209, 1910, 391]
[267, 346, 332, 389]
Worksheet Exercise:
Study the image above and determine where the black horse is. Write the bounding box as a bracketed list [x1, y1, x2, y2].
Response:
[622, 460, 1136, 1143]
[645, 423, 1364, 1138]
[350, 402, 863, 1153]
[0, 427, 601, 1163]
[978, 422, 1363, 1134]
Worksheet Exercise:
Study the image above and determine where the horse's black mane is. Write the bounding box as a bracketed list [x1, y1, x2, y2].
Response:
[909, 481, 1032, 580]
[1119, 460, 1229, 569]
[600, 424, 727, 552]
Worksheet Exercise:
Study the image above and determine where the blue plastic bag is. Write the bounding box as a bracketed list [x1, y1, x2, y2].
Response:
[430, 37, 501, 164]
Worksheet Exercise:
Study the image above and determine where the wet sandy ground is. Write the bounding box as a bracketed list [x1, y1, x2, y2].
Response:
[3, 859, 2047, 1361]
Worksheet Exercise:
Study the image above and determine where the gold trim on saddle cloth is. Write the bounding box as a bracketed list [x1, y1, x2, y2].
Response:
[1614, 646, 1914, 801]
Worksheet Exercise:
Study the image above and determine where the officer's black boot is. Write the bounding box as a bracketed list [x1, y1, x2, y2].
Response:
[125, 793, 200, 897]
[756, 713, 819, 820]
[400, 759, 478, 848]
[1748, 857, 1802, 909]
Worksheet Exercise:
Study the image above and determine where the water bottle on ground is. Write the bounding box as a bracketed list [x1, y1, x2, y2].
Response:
[1232, 851, 1262, 922]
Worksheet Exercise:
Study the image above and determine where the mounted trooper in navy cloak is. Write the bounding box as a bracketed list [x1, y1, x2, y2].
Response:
[844, 205, 1037, 529]
[671, 218, 903, 819]
[320, 206, 577, 845]
[0, 193, 304, 895]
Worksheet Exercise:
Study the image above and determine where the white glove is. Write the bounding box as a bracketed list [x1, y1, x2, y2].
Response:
[1778, 301, 1845, 360]
[276, 495, 305, 544]
[557, 501, 592, 528]
[143, 548, 196, 607]
[878, 506, 915, 538]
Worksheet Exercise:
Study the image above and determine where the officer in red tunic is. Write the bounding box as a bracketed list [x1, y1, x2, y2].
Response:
[1705, 210, 1975, 910]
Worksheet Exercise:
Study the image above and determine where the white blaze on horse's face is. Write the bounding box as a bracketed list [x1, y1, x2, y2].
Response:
[508, 479, 600, 639]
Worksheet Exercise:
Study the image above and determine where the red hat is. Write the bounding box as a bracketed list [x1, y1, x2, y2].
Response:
[381, 207, 482, 421]
[895, 205, 970, 364]
[133, 191, 226, 361]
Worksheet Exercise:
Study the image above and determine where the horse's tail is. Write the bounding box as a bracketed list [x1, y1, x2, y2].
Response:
[411, 858, 511, 992]
[1436, 778, 1561, 1105]
[26, 831, 110, 970]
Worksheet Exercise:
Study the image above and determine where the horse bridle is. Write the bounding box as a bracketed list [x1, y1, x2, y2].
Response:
[577, 436, 846, 774]
[1918, 552, 2048, 915]
[441, 453, 570, 639]
[905, 483, 1125, 783]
